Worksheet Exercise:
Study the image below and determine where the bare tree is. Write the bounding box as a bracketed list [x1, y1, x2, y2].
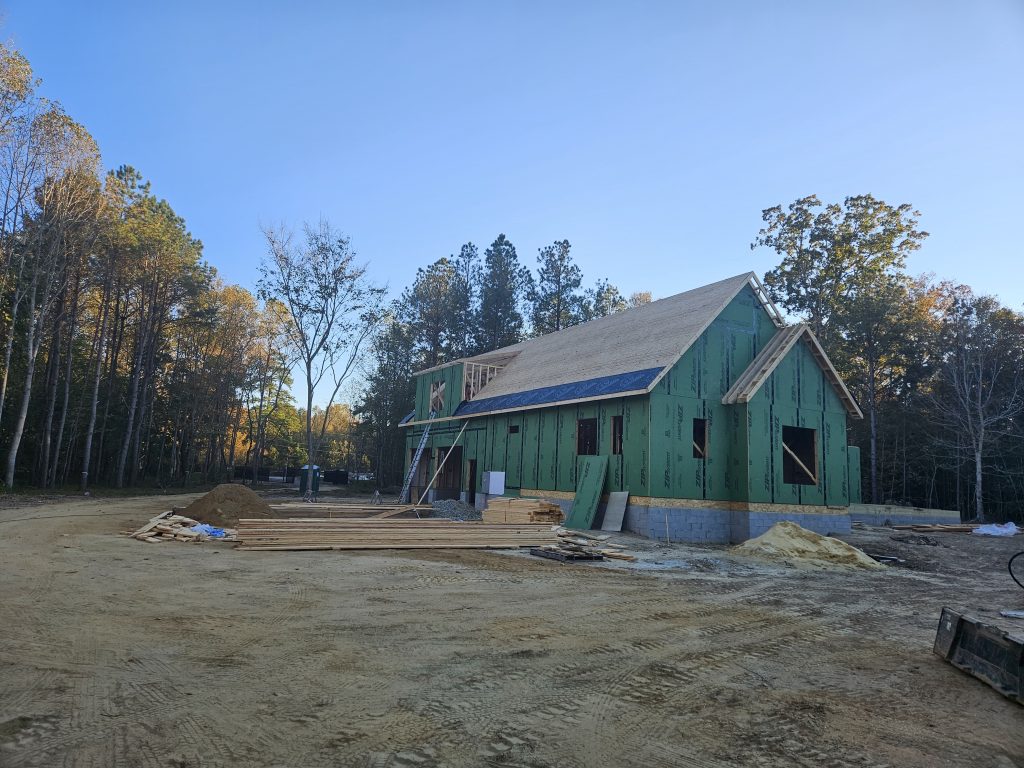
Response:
[258, 220, 384, 494]
[930, 290, 1024, 521]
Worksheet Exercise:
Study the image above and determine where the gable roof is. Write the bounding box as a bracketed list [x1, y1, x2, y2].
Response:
[721, 323, 863, 418]
[408, 272, 785, 422]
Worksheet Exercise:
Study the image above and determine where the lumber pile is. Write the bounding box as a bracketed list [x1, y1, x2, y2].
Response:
[530, 527, 636, 562]
[125, 511, 238, 544]
[483, 497, 564, 524]
[890, 523, 978, 533]
[236, 518, 558, 551]
[267, 503, 431, 519]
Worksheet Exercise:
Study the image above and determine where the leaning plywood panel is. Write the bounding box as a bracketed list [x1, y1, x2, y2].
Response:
[565, 456, 608, 530]
[600, 491, 629, 532]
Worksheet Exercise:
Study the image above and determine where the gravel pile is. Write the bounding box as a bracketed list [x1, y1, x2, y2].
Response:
[430, 499, 481, 521]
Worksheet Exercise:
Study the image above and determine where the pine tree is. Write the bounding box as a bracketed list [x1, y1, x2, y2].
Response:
[582, 278, 628, 320]
[476, 234, 531, 352]
[354, 310, 417, 489]
[528, 239, 584, 334]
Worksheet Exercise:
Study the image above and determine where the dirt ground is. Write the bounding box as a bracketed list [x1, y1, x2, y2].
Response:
[1, 494, 1022, 768]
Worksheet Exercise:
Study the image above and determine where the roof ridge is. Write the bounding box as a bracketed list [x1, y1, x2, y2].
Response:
[454, 271, 756, 368]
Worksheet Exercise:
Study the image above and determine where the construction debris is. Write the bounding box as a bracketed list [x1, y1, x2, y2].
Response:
[236, 518, 558, 551]
[125, 511, 238, 544]
[891, 523, 978, 533]
[482, 497, 564, 524]
[529, 526, 637, 563]
[733, 521, 883, 570]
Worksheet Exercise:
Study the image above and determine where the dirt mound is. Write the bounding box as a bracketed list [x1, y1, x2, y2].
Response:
[733, 521, 882, 570]
[180, 484, 274, 527]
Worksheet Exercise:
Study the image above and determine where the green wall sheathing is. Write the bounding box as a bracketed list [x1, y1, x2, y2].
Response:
[745, 338, 851, 506]
[848, 446, 862, 504]
[646, 285, 775, 501]
[413, 363, 464, 420]
[409, 396, 646, 499]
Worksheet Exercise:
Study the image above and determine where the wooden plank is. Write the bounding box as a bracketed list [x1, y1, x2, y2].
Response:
[129, 511, 172, 537]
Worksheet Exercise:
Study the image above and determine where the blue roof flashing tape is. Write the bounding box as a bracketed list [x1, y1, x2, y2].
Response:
[454, 367, 662, 416]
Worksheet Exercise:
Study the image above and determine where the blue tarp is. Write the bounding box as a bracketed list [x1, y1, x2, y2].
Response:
[454, 367, 662, 416]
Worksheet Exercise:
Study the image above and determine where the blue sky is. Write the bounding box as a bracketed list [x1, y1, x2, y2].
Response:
[4, 1, 1023, 308]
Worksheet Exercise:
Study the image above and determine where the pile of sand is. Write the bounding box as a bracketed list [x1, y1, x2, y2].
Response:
[733, 521, 883, 570]
[179, 484, 275, 527]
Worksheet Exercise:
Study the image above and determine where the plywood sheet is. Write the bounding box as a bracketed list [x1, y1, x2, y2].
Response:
[565, 456, 608, 530]
[600, 491, 629, 532]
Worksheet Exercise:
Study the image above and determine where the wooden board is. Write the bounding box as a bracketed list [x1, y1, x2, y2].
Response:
[600, 491, 629, 532]
[564, 456, 608, 530]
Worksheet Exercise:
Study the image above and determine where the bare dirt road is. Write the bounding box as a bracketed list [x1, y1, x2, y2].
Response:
[1, 494, 1022, 767]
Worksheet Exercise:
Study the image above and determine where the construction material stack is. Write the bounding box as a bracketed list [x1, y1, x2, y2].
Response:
[482, 497, 564, 524]
[236, 518, 558, 551]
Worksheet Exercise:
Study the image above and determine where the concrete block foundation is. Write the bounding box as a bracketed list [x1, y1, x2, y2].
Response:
[623, 503, 852, 544]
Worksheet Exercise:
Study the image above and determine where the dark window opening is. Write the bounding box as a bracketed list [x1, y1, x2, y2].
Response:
[508, 424, 520, 434]
[782, 426, 817, 485]
[692, 418, 707, 459]
[611, 415, 623, 455]
[577, 418, 598, 456]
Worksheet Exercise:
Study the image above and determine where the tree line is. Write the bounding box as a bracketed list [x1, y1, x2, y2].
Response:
[0, 44, 305, 491]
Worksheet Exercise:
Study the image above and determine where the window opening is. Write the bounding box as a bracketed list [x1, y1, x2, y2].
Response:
[611, 415, 623, 455]
[782, 425, 817, 485]
[508, 424, 520, 434]
[692, 418, 707, 459]
[577, 418, 598, 456]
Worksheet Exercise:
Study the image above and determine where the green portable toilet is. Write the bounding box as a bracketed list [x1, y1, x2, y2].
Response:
[299, 464, 320, 495]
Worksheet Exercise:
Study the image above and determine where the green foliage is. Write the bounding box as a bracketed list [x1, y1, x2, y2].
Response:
[754, 194, 928, 346]
[582, 278, 628, 320]
[354, 310, 417, 487]
[476, 233, 531, 353]
[528, 239, 584, 334]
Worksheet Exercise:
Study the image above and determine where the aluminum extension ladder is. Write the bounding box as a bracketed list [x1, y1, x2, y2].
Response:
[397, 410, 435, 503]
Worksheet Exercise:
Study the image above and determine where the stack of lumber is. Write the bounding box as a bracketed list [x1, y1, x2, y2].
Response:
[236, 518, 558, 551]
[482, 497, 564, 524]
[890, 523, 978, 533]
[530, 527, 636, 562]
[268, 503, 431, 519]
[125, 511, 238, 544]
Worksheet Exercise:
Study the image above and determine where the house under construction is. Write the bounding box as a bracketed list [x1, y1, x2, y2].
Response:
[401, 272, 865, 543]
